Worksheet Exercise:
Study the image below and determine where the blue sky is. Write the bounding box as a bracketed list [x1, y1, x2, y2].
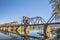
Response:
[0, 0, 52, 24]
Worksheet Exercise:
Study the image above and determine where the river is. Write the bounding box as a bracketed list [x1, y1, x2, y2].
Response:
[0, 29, 56, 40]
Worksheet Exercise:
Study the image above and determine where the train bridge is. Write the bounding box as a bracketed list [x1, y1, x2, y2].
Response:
[0, 16, 60, 40]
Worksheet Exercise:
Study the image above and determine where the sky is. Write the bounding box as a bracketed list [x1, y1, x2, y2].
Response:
[0, 0, 52, 24]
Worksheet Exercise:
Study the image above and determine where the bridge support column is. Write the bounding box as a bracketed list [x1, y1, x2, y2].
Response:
[17, 26, 22, 34]
[24, 26, 30, 35]
[7, 27, 12, 32]
[44, 24, 50, 39]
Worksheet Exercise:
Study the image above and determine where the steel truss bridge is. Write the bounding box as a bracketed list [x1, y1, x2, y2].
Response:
[0, 16, 60, 40]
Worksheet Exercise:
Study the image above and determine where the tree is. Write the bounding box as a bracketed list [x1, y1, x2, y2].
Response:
[49, 0, 60, 20]
[56, 28, 60, 38]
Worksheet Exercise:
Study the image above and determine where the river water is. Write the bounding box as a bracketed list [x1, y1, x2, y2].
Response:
[0, 30, 55, 40]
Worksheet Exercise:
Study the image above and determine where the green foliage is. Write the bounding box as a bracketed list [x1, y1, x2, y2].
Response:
[56, 28, 60, 38]
[56, 28, 60, 34]
[50, 0, 60, 19]
[57, 3, 60, 10]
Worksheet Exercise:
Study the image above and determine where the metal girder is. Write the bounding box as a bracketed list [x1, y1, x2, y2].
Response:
[23, 16, 46, 24]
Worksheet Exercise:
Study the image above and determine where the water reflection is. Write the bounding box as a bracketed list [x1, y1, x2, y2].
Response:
[0, 29, 56, 40]
[0, 32, 11, 39]
[0, 30, 43, 40]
